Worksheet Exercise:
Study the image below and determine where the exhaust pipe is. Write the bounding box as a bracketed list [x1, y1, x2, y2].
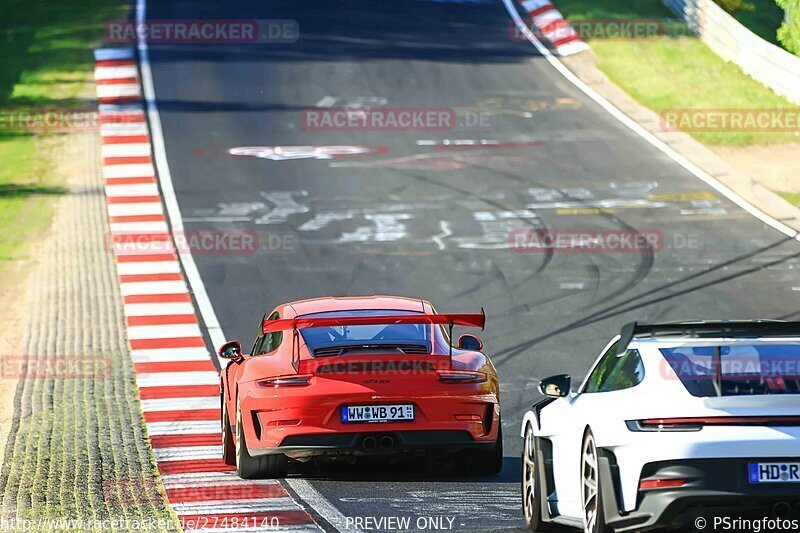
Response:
[772, 501, 791, 517]
[362, 436, 378, 452]
[379, 435, 395, 450]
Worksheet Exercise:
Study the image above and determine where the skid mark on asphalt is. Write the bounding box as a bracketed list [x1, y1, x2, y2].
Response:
[94, 47, 320, 532]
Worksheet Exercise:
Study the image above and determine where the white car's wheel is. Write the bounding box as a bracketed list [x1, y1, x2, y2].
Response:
[581, 430, 606, 533]
[522, 426, 536, 524]
[522, 425, 561, 531]
[522, 424, 550, 530]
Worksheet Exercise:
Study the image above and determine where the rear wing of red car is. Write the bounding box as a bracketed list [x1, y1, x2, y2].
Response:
[262, 312, 486, 334]
[262, 311, 486, 372]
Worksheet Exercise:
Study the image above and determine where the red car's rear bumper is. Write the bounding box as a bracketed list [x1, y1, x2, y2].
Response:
[237, 377, 500, 457]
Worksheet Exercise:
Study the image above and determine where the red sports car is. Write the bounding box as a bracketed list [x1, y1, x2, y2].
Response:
[218, 295, 502, 478]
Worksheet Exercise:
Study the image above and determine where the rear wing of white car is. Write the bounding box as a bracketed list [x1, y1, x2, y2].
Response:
[616, 320, 800, 355]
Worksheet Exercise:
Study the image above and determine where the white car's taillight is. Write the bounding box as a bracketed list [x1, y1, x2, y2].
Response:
[628, 415, 800, 432]
[639, 477, 687, 491]
[626, 419, 702, 432]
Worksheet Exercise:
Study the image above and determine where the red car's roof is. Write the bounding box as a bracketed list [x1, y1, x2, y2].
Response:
[281, 295, 434, 318]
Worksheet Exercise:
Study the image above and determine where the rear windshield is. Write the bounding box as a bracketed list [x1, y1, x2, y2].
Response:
[299, 309, 447, 356]
[660, 344, 800, 397]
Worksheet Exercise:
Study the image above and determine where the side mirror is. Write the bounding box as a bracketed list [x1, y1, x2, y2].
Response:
[457, 334, 483, 351]
[539, 374, 571, 398]
[218, 340, 243, 361]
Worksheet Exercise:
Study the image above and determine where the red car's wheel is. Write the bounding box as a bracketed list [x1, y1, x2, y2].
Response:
[235, 403, 287, 479]
[221, 393, 235, 466]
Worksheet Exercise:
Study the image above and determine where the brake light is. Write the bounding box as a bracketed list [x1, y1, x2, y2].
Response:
[627, 416, 800, 432]
[437, 370, 487, 384]
[639, 478, 687, 491]
[257, 375, 312, 388]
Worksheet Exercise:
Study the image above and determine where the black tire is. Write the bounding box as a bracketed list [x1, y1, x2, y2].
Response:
[522, 424, 558, 531]
[235, 403, 287, 479]
[581, 429, 607, 533]
[221, 393, 235, 466]
[463, 420, 503, 477]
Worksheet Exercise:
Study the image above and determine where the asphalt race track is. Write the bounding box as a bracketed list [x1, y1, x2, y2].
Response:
[144, 0, 800, 529]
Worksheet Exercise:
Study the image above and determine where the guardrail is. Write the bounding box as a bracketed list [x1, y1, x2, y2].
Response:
[663, 0, 800, 105]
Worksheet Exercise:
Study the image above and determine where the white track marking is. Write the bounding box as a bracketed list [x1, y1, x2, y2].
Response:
[140, 396, 219, 412]
[116, 260, 180, 275]
[172, 499, 299, 515]
[127, 324, 203, 340]
[101, 122, 149, 136]
[130, 346, 211, 362]
[154, 445, 222, 462]
[125, 302, 197, 316]
[160, 472, 279, 488]
[501, 0, 800, 241]
[97, 84, 141, 98]
[119, 280, 188, 296]
[287, 479, 363, 533]
[146, 420, 220, 436]
[105, 183, 160, 197]
[135, 371, 218, 388]
[103, 163, 155, 179]
[102, 143, 151, 157]
[95, 66, 139, 80]
[110, 221, 169, 234]
[107, 202, 164, 217]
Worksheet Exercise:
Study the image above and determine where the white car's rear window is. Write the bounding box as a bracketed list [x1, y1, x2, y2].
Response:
[660, 344, 800, 396]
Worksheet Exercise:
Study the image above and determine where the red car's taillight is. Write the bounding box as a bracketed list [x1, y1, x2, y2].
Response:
[437, 370, 487, 384]
[257, 375, 313, 388]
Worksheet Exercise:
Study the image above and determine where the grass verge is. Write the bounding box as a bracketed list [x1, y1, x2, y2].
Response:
[0, 0, 180, 529]
[779, 192, 800, 206]
[0, 0, 126, 268]
[557, 0, 800, 146]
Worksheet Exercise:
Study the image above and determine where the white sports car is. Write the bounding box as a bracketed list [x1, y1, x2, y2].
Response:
[520, 321, 800, 532]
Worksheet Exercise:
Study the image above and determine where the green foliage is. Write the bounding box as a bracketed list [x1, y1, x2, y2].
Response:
[777, 0, 800, 54]
[557, 0, 800, 145]
[714, 0, 756, 14]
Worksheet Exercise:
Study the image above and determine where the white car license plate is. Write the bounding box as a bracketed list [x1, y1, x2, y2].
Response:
[341, 404, 414, 423]
[749, 462, 800, 483]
